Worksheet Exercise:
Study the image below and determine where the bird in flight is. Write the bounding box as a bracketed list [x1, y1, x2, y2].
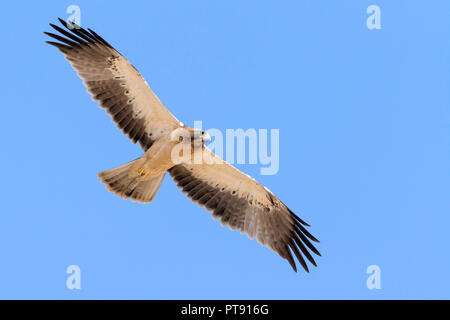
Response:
[45, 18, 320, 272]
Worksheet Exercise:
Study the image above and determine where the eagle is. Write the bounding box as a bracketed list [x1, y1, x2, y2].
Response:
[45, 18, 320, 272]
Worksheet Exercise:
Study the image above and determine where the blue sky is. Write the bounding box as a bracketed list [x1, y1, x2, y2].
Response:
[0, 0, 449, 299]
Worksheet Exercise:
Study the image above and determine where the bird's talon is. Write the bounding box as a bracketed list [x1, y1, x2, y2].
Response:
[138, 167, 146, 176]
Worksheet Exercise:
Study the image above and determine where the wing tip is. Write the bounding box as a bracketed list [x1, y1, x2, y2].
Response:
[45, 17, 116, 51]
[285, 208, 321, 273]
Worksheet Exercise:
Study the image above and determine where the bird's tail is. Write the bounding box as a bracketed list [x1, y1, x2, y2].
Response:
[98, 159, 165, 203]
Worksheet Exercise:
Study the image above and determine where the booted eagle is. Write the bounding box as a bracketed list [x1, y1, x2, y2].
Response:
[45, 18, 320, 272]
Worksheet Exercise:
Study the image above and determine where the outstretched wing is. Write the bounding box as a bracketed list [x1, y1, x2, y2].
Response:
[45, 18, 180, 151]
[169, 148, 320, 272]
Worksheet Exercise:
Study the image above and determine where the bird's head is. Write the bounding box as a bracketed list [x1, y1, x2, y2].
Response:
[169, 127, 211, 145]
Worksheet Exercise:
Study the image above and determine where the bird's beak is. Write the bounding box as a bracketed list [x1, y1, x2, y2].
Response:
[192, 129, 211, 143]
[202, 132, 211, 142]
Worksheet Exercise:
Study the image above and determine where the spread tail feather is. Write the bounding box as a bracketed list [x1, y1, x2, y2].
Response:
[98, 159, 165, 203]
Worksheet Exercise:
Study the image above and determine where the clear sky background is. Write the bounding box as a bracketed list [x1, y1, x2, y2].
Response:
[0, 1, 449, 299]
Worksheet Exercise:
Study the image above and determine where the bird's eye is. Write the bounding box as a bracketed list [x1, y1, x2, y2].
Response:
[201, 131, 205, 135]
[179, 136, 184, 142]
